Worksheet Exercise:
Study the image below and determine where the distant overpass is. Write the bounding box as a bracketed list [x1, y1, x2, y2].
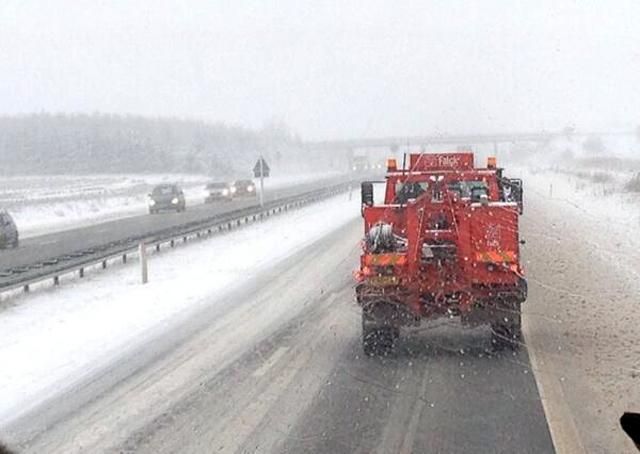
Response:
[302, 129, 635, 151]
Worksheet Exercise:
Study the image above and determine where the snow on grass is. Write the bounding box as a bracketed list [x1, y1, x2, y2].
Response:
[510, 163, 640, 285]
[0, 191, 359, 426]
[518, 166, 640, 250]
[0, 171, 346, 238]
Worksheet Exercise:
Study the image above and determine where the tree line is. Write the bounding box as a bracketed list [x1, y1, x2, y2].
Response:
[0, 113, 301, 175]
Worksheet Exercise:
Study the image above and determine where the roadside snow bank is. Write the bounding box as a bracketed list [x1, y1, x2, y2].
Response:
[0, 191, 359, 426]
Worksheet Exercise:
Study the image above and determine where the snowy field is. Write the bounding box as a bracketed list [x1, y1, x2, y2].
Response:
[0, 171, 345, 238]
[505, 133, 640, 255]
[0, 191, 359, 426]
[520, 166, 640, 245]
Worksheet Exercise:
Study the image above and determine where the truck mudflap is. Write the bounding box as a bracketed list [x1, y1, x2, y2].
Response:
[461, 298, 520, 326]
[361, 299, 418, 328]
[356, 282, 418, 324]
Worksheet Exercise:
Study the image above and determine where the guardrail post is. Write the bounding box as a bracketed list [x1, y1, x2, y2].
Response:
[79, 268, 84, 278]
[156, 244, 160, 252]
[102, 260, 107, 269]
[139, 242, 148, 284]
[123, 254, 127, 264]
[53, 276, 59, 286]
[170, 239, 175, 248]
[23, 284, 29, 293]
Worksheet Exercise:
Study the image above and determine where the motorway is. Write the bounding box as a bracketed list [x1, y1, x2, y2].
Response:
[0, 176, 351, 281]
[4, 213, 555, 453]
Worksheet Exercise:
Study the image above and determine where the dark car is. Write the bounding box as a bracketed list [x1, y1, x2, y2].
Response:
[230, 179, 257, 197]
[205, 182, 232, 203]
[0, 211, 18, 249]
[148, 184, 186, 214]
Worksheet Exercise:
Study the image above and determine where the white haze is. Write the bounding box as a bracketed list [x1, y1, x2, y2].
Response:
[0, 0, 639, 139]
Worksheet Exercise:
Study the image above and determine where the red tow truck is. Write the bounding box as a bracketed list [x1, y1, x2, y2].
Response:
[355, 151, 526, 355]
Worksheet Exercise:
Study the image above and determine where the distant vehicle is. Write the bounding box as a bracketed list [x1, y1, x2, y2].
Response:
[148, 184, 186, 214]
[230, 179, 257, 197]
[0, 211, 18, 249]
[351, 156, 370, 172]
[205, 182, 232, 203]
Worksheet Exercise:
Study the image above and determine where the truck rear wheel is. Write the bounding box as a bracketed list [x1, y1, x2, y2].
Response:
[491, 302, 522, 351]
[362, 313, 395, 356]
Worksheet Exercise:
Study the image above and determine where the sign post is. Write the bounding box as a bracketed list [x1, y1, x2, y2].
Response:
[259, 157, 264, 207]
[253, 156, 270, 208]
[139, 242, 148, 284]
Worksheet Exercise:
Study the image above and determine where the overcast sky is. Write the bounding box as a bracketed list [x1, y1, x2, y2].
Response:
[1, 0, 639, 139]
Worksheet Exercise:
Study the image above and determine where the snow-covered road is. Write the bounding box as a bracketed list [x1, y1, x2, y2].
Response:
[0, 191, 359, 426]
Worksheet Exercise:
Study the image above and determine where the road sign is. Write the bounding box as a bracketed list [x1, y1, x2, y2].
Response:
[253, 156, 270, 207]
[253, 157, 270, 178]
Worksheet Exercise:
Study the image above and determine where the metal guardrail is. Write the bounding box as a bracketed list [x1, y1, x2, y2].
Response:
[0, 181, 355, 297]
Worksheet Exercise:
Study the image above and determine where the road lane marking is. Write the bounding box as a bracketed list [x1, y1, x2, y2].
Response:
[253, 346, 289, 377]
[523, 314, 587, 454]
[398, 368, 430, 454]
[215, 347, 308, 452]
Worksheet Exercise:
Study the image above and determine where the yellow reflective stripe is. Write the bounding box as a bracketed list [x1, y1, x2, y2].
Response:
[364, 254, 407, 266]
[475, 251, 517, 263]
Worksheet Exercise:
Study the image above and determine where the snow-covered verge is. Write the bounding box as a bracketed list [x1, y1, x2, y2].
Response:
[518, 165, 640, 452]
[521, 166, 640, 233]
[0, 171, 345, 238]
[0, 191, 359, 427]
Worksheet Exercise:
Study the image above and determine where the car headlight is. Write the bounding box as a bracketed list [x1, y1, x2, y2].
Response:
[222, 189, 229, 196]
[148, 199, 156, 206]
[230, 186, 237, 194]
[247, 185, 254, 192]
[171, 197, 179, 204]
